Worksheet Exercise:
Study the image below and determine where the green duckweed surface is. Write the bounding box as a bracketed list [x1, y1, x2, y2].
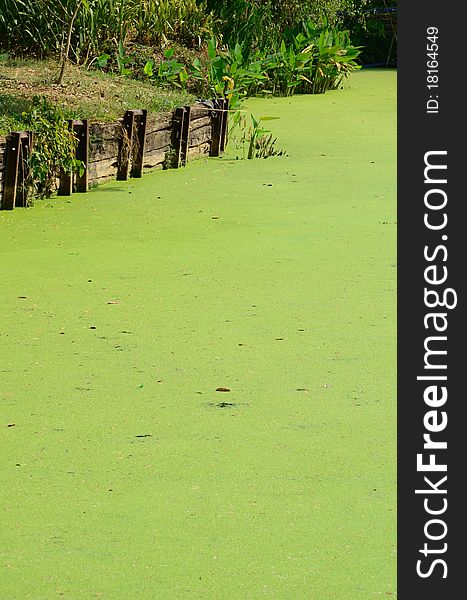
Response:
[0, 70, 396, 599]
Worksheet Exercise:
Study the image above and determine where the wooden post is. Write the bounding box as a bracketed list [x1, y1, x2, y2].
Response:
[220, 98, 230, 153]
[15, 131, 33, 207]
[2, 131, 31, 210]
[118, 110, 147, 180]
[180, 106, 191, 167]
[58, 120, 89, 195]
[130, 110, 147, 178]
[117, 111, 135, 181]
[171, 107, 186, 168]
[75, 120, 89, 192]
[210, 99, 223, 157]
[58, 125, 73, 197]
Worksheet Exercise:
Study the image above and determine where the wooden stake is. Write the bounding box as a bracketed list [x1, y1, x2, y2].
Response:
[75, 120, 89, 192]
[15, 132, 33, 207]
[130, 110, 147, 178]
[117, 111, 135, 181]
[180, 106, 191, 167]
[2, 132, 31, 210]
[210, 99, 223, 157]
[59, 120, 89, 195]
[171, 107, 185, 168]
[220, 98, 230, 153]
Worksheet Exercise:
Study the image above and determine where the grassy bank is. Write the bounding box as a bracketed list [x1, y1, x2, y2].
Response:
[0, 58, 194, 134]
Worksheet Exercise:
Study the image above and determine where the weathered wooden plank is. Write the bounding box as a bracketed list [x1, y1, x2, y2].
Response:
[145, 123, 173, 136]
[189, 125, 212, 148]
[87, 113, 172, 153]
[145, 128, 172, 153]
[190, 115, 211, 132]
[89, 121, 123, 143]
[143, 163, 164, 173]
[88, 156, 119, 182]
[187, 142, 210, 160]
[90, 140, 119, 162]
[89, 113, 172, 142]
[145, 147, 167, 159]
[146, 111, 173, 133]
[143, 149, 166, 170]
[89, 173, 119, 186]
[89, 156, 119, 173]
[190, 104, 212, 120]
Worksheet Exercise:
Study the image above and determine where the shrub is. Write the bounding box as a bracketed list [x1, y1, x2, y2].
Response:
[205, 0, 355, 49]
[21, 96, 84, 200]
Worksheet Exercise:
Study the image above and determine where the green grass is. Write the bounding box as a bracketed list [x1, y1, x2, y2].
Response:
[0, 58, 194, 135]
[0, 69, 396, 599]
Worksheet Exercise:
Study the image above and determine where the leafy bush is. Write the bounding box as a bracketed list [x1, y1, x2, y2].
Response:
[294, 22, 362, 93]
[21, 96, 84, 200]
[174, 25, 360, 101]
[140, 23, 360, 103]
[205, 0, 355, 49]
[189, 40, 267, 107]
[144, 49, 189, 89]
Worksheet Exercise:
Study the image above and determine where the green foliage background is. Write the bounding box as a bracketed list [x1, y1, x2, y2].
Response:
[0, 1, 393, 58]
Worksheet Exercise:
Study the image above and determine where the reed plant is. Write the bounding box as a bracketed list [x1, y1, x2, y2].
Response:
[0, 0, 214, 60]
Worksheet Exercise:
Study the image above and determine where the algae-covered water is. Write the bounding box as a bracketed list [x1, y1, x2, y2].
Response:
[0, 70, 396, 599]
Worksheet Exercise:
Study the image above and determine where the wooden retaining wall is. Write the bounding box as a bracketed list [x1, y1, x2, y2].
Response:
[0, 99, 228, 210]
